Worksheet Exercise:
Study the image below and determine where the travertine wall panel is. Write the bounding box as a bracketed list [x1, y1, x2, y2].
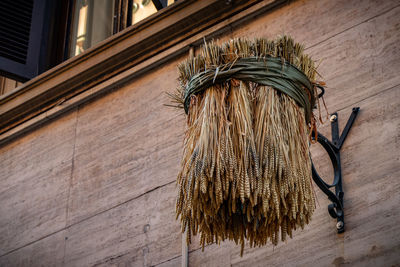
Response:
[306, 5, 400, 112]
[230, 0, 399, 49]
[63, 183, 181, 267]
[0, 111, 77, 256]
[0, 231, 66, 266]
[66, 57, 185, 225]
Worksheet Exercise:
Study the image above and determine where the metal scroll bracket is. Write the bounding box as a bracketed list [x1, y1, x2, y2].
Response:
[311, 107, 360, 234]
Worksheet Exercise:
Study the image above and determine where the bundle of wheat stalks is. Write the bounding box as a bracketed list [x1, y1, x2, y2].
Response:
[171, 36, 322, 255]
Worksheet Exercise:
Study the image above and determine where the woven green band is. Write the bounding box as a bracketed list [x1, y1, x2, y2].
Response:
[183, 56, 315, 123]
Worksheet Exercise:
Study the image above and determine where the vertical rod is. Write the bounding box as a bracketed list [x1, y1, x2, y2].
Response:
[182, 228, 189, 267]
[331, 113, 342, 197]
[331, 113, 339, 146]
[181, 45, 195, 267]
[331, 113, 344, 232]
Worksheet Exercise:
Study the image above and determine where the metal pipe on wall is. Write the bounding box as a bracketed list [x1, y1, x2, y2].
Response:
[181, 45, 194, 267]
[182, 228, 188, 267]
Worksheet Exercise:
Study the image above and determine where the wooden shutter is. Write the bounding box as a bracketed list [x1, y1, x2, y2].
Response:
[152, 0, 169, 11]
[0, 0, 48, 82]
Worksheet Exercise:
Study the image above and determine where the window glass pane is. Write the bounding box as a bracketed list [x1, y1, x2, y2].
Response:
[131, 0, 157, 25]
[70, 0, 114, 57]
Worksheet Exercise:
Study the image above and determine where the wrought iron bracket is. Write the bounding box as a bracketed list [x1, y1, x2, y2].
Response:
[311, 107, 360, 233]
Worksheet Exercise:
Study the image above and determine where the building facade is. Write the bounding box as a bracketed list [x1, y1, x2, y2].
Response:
[0, 0, 399, 266]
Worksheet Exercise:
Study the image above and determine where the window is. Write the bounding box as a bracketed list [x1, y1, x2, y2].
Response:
[0, 0, 174, 83]
[70, 0, 115, 57]
[69, 0, 175, 57]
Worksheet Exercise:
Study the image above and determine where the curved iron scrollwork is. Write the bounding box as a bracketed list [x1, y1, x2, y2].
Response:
[311, 107, 360, 233]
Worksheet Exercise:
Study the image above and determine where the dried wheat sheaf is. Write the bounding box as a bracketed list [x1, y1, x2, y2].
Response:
[170, 36, 325, 256]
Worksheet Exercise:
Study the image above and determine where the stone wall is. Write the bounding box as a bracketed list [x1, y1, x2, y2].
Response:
[0, 0, 399, 266]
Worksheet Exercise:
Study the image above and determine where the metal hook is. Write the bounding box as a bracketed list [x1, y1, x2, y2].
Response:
[316, 84, 325, 98]
[311, 107, 360, 233]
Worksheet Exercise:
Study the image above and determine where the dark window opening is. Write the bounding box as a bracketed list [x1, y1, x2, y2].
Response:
[0, 0, 174, 84]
